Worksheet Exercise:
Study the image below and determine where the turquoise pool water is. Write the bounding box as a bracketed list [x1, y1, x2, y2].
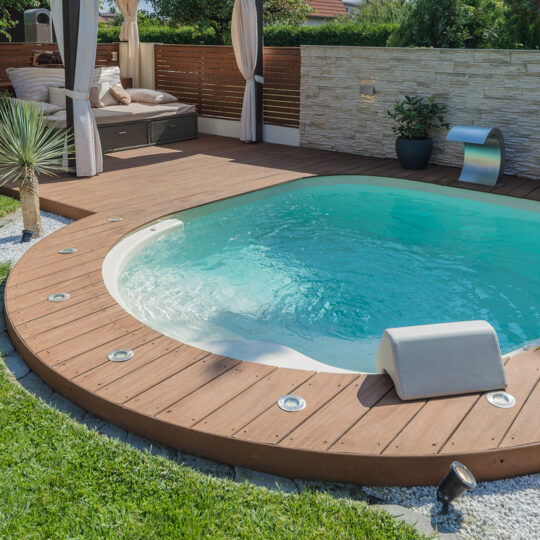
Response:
[118, 177, 540, 372]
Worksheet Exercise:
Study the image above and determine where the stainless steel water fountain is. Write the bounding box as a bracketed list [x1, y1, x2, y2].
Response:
[446, 125, 505, 186]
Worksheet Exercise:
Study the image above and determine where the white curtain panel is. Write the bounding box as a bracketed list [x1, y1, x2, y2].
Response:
[116, 0, 140, 87]
[51, 0, 103, 177]
[231, 0, 263, 142]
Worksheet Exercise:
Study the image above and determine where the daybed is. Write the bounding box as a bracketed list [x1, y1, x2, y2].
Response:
[4, 65, 198, 153]
[45, 102, 198, 153]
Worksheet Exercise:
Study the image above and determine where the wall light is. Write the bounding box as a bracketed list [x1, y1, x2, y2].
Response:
[359, 84, 375, 96]
[111, 51, 118, 62]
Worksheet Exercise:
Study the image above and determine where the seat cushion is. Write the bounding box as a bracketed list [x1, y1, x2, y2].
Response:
[45, 102, 197, 128]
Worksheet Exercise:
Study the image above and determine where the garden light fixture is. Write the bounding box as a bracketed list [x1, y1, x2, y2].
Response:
[437, 461, 476, 512]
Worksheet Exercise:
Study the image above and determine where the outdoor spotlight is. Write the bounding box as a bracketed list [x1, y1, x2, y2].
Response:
[21, 229, 34, 243]
[437, 461, 477, 512]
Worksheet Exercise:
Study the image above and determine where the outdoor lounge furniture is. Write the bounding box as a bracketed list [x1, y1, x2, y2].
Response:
[446, 125, 505, 186]
[376, 320, 507, 400]
[45, 102, 198, 152]
[4, 66, 198, 154]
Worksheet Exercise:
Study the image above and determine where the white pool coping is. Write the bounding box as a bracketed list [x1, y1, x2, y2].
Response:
[102, 175, 540, 374]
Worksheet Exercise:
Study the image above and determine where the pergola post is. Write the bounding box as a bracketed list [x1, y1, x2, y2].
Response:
[255, 0, 263, 143]
[61, 0, 79, 173]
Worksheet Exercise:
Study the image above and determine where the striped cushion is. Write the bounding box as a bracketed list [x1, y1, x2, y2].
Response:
[6, 67, 65, 102]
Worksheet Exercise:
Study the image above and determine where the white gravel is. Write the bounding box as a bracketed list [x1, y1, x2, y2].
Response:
[364, 473, 540, 539]
[0, 209, 73, 265]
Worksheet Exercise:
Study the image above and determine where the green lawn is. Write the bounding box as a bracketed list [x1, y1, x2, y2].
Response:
[0, 358, 425, 539]
[0, 262, 10, 284]
[0, 194, 19, 218]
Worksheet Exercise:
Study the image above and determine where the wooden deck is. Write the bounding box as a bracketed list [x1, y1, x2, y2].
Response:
[3, 134, 540, 486]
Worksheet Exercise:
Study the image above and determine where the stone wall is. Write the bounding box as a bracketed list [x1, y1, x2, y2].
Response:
[300, 46, 540, 179]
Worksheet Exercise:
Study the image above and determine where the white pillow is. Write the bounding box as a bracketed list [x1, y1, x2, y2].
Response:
[90, 82, 119, 108]
[91, 67, 122, 107]
[126, 88, 177, 104]
[92, 66, 122, 87]
[6, 67, 65, 102]
[49, 86, 66, 109]
[6, 97, 62, 115]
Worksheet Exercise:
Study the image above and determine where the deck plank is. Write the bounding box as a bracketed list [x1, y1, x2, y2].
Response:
[440, 352, 540, 453]
[329, 391, 426, 454]
[236, 372, 359, 444]
[281, 374, 393, 451]
[123, 354, 240, 415]
[500, 377, 540, 448]
[156, 362, 277, 427]
[193, 368, 315, 437]
[96, 346, 211, 405]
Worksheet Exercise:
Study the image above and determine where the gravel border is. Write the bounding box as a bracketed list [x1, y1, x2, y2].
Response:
[0, 207, 73, 265]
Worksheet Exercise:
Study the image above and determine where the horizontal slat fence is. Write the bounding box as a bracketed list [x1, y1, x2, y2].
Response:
[0, 42, 119, 83]
[155, 44, 300, 128]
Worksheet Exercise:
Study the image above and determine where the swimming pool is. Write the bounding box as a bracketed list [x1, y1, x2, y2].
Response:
[109, 176, 540, 373]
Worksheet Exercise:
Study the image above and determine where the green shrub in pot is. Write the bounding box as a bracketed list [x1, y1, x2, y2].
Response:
[387, 95, 449, 170]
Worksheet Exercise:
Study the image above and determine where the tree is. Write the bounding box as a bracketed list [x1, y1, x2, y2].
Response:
[1, 1, 44, 40]
[499, 0, 540, 48]
[0, 99, 72, 237]
[387, 0, 505, 49]
[348, 0, 408, 24]
[149, 0, 312, 44]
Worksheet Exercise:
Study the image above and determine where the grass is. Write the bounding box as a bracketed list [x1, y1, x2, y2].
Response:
[0, 262, 10, 284]
[0, 194, 19, 218]
[0, 357, 426, 539]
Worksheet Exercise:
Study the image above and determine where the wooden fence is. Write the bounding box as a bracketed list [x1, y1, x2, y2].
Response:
[0, 42, 119, 83]
[155, 45, 300, 128]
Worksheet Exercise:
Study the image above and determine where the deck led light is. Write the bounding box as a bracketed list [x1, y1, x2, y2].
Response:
[21, 229, 34, 243]
[108, 217, 123, 222]
[277, 394, 306, 412]
[437, 461, 476, 512]
[486, 390, 516, 409]
[107, 349, 134, 362]
[58, 248, 77, 254]
[48, 292, 70, 302]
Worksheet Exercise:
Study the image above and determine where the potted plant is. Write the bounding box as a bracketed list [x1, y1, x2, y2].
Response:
[0, 98, 72, 240]
[387, 95, 449, 170]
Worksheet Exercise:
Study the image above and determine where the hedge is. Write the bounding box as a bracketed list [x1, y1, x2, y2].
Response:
[98, 25, 220, 45]
[263, 23, 399, 47]
[98, 22, 398, 47]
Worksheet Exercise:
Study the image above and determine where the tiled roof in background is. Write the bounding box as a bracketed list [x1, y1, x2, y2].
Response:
[307, 0, 347, 18]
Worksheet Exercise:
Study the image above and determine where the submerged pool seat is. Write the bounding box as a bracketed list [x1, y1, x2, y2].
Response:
[375, 321, 507, 401]
[446, 125, 505, 186]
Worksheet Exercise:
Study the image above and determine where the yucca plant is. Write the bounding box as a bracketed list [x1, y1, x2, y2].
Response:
[0, 97, 73, 238]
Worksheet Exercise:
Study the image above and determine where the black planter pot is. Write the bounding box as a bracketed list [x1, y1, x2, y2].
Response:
[395, 137, 433, 170]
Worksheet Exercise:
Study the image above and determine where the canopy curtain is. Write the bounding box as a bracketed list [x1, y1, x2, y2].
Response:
[50, 0, 103, 177]
[116, 0, 139, 87]
[231, 0, 263, 142]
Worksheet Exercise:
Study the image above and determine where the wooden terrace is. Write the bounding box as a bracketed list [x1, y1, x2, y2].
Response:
[2, 135, 540, 485]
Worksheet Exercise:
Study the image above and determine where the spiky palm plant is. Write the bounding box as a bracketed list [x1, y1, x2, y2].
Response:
[0, 98, 73, 237]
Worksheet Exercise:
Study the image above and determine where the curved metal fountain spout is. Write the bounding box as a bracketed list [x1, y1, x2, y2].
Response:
[447, 125, 505, 186]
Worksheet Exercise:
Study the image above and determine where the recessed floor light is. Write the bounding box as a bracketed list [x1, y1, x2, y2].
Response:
[107, 349, 134, 362]
[277, 394, 306, 412]
[58, 248, 77, 254]
[48, 292, 70, 302]
[108, 217, 123, 222]
[486, 391, 516, 409]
